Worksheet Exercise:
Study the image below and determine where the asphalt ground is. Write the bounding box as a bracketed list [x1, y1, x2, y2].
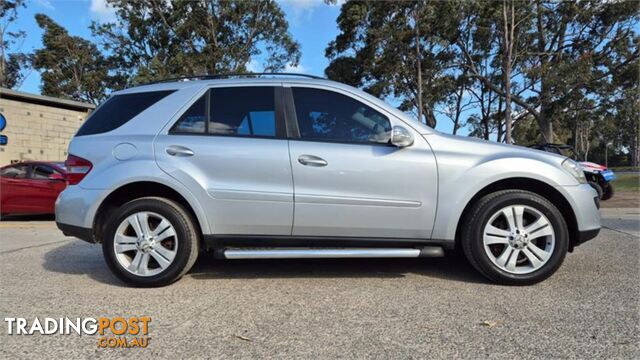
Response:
[0, 208, 638, 359]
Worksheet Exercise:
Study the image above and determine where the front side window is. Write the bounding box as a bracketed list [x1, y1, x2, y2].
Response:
[32, 165, 60, 180]
[292, 88, 391, 144]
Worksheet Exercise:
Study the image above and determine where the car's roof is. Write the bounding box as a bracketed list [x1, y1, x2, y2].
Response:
[114, 77, 348, 95]
[109, 75, 435, 135]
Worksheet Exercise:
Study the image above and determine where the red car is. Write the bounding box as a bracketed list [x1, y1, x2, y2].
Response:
[0, 161, 67, 216]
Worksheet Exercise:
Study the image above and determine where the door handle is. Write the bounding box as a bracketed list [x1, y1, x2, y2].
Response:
[166, 145, 194, 157]
[298, 155, 328, 167]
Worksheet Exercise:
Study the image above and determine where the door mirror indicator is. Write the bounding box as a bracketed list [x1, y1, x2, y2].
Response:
[390, 126, 414, 148]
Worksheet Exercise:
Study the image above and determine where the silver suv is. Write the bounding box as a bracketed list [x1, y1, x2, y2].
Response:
[55, 74, 601, 287]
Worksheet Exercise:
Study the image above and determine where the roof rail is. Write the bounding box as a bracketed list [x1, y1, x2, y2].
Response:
[143, 72, 324, 85]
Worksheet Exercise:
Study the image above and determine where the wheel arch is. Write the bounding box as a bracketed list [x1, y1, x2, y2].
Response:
[92, 181, 207, 245]
[454, 177, 580, 252]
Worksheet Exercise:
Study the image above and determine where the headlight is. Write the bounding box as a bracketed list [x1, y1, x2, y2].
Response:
[562, 159, 587, 184]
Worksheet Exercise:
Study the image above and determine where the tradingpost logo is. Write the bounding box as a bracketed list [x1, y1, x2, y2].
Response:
[4, 316, 152, 348]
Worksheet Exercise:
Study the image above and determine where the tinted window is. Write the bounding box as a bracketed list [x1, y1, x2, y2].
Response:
[209, 87, 276, 137]
[32, 165, 60, 180]
[292, 88, 391, 144]
[0, 165, 29, 179]
[76, 90, 174, 136]
[171, 95, 207, 134]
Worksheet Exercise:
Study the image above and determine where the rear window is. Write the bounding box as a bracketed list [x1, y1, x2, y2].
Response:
[76, 90, 174, 136]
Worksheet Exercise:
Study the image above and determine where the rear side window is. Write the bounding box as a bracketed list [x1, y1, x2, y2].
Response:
[210, 87, 276, 137]
[0, 165, 29, 178]
[172, 95, 207, 133]
[76, 90, 174, 136]
[171, 87, 280, 138]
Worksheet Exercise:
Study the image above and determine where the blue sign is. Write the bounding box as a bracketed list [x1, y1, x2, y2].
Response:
[0, 113, 5, 131]
[0, 135, 7, 146]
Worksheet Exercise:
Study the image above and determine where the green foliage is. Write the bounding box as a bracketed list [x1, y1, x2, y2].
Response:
[326, 0, 461, 127]
[0, 0, 27, 88]
[91, 0, 301, 85]
[31, 14, 116, 104]
[328, 0, 639, 165]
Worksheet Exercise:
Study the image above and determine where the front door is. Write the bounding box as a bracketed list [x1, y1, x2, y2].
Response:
[155, 85, 294, 235]
[287, 86, 438, 239]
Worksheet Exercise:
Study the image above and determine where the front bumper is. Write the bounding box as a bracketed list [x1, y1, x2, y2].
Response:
[557, 183, 602, 250]
[559, 184, 601, 231]
[575, 228, 600, 247]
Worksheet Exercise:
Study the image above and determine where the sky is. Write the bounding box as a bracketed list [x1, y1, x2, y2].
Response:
[8, 0, 461, 134]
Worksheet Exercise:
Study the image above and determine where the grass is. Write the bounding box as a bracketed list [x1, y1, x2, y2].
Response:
[613, 172, 639, 192]
[610, 166, 640, 172]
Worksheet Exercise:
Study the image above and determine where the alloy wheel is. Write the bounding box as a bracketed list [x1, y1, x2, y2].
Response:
[113, 211, 178, 277]
[482, 205, 555, 275]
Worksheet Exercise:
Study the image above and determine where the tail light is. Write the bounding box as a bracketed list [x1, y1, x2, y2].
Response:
[64, 154, 93, 185]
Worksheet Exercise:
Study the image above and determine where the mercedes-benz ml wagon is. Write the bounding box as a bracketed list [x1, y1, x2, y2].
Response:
[55, 74, 601, 287]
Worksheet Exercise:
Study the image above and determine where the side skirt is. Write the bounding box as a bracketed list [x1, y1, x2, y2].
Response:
[203, 234, 454, 252]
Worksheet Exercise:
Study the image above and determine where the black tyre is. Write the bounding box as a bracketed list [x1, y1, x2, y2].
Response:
[461, 190, 569, 285]
[102, 197, 199, 287]
[601, 183, 614, 201]
[588, 181, 603, 200]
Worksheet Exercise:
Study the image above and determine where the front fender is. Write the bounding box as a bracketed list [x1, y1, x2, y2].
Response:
[431, 156, 576, 241]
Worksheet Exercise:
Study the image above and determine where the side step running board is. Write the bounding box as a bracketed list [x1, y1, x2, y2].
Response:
[223, 247, 444, 259]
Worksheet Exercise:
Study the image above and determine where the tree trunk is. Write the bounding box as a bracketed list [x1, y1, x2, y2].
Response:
[539, 118, 553, 144]
[415, 8, 424, 125]
[497, 94, 504, 142]
[502, 0, 514, 144]
[0, 26, 5, 87]
[631, 131, 639, 167]
[424, 106, 436, 128]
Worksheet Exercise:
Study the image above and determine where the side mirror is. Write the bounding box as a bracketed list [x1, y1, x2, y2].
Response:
[48, 173, 65, 181]
[390, 125, 414, 148]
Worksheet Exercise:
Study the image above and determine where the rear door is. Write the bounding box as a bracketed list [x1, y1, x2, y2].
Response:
[154, 84, 294, 235]
[286, 86, 438, 239]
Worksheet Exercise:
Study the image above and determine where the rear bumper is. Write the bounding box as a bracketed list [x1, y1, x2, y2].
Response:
[55, 186, 104, 229]
[56, 222, 95, 243]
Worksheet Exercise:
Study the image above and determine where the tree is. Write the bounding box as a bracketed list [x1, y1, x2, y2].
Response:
[0, 0, 26, 88]
[499, 0, 533, 144]
[91, 0, 301, 85]
[325, 1, 460, 127]
[31, 14, 116, 104]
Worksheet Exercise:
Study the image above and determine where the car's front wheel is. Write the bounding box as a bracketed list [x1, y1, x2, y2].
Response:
[461, 190, 569, 285]
[102, 197, 199, 287]
[601, 183, 614, 201]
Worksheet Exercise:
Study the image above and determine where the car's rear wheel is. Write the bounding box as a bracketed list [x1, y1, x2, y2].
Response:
[462, 190, 569, 285]
[102, 197, 199, 287]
